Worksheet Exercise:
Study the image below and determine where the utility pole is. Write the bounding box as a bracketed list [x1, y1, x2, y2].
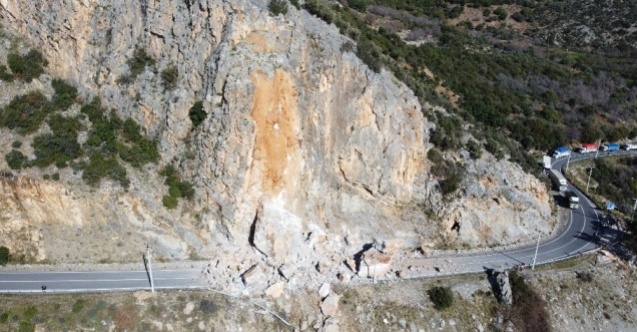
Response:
[586, 166, 594, 194]
[595, 139, 601, 159]
[146, 244, 155, 293]
[565, 153, 571, 173]
[632, 199, 637, 222]
[531, 234, 541, 270]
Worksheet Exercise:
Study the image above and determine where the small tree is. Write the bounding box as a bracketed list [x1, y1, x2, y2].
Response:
[428, 286, 453, 310]
[161, 65, 179, 91]
[0, 246, 9, 265]
[268, 0, 288, 17]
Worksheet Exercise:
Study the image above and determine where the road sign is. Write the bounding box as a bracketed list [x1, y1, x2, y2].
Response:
[606, 202, 615, 210]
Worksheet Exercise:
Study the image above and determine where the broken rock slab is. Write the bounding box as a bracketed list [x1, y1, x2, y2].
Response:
[356, 240, 403, 278]
[318, 283, 331, 299]
[251, 202, 304, 264]
[321, 294, 340, 317]
[320, 317, 340, 332]
[265, 282, 285, 298]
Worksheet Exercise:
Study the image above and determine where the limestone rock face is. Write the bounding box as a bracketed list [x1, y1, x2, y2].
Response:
[0, 0, 436, 256]
[0, 0, 552, 287]
[439, 157, 552, 247]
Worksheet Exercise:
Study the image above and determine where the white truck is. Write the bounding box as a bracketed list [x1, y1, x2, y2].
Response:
[565, 190, 580, 209]
[622, 143, 637, 151]
[549, 169, 568, 193]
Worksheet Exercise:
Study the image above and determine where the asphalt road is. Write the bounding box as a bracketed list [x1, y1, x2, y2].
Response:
[0, 149, 632, 292]
[0, 269, 206, 293]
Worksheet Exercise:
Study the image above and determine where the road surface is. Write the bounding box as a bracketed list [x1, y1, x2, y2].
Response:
[0, 149, 632, 292]
[0, 269, 206, 293]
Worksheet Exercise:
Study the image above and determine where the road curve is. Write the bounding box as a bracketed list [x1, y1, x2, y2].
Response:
[0, 150, 633, 292]
[400, 149, 632, 277]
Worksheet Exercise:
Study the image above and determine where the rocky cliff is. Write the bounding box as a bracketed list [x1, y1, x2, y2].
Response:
[0, 0, 550, 290]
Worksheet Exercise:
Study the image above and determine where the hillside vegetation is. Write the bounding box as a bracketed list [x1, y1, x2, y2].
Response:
[296, 0, 637, 175]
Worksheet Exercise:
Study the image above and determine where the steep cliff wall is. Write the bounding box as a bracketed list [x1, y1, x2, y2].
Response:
[0, 0, 550, 287]
[0, 0, 435, 249]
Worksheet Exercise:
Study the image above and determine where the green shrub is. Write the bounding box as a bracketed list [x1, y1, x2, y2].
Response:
[161, 65, 179, 91]
[466, 139, 482, 159]
[11, 140, 22, 148]
[485, 137, 502, 159]
[494, 6, 507, 20]
[51, 79, 78, 111]
[439, 169, 463, 196]
[7, 50, 47, 82]
[118, 137, 159, 168]
[289, 0, 300, 10]
[348, 0, 367, 12]
[177, 181, 195, 200]
[0, 91, 50, 134]
[72, 299, 85, 313]
[122, 118, 143, 142]
[48, 114, 82, 138]
[51, 173, 60, 180]
[120, 48, 156, 83]
[427, 286, 453, 310]
[0, 65, 13, 82]
[160, 164, 178, 180]
[163, 195, 178, 209]
[82, 152, 129, 188]
[0, 246, 9, 265]
[5, 150, 27, 170]
[0, 311, 8, 323]
[356, 38, 382, 73]
[188, 101, 207, 127]
[427, 148, 444, 164]
[168, 184, 181, 198]
[31, 134, 80, 168]
[160, 165, 195, 202]
[43, 174, 50, 180]
[80, 98, 106, 123]
[268, 0, 288, 16]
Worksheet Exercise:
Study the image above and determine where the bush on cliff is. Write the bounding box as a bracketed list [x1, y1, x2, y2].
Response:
[7, 50, 47, 82]
[268, 0, 288, 16]
[5, 150, 26, 170]
[0, 91, 50, 134]
[188, 101, 207, 128]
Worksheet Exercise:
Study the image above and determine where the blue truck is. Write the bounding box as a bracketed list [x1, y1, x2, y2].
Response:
[601, 143, 620, 151]
[552, 146, 571, 159]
